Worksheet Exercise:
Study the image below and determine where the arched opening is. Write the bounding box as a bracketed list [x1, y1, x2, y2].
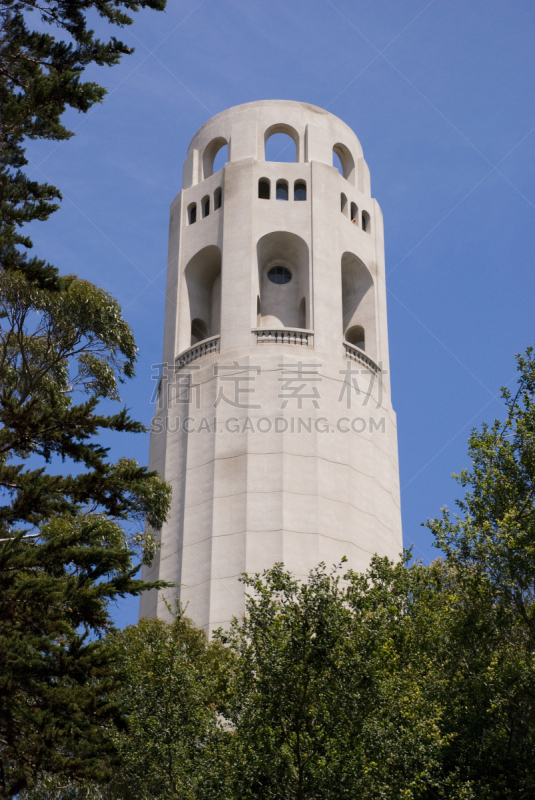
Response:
[350, 202, 358, 224]
[258, 178, 270, 200]
[187, 202, 197, 225]
[333, 143, 355, 184]
[214, 187, 222, 210]
[264, 124, 299, 162]
[202, 137, 228, 180]
[340, 193, 348, 217]
[341, 252, 376, 359]
[299, 297, 307, 329]
[276, 180, 289, 201]
[333, 150, 344, 176]
[256, 296, 261, 326]
[345, 325, 365, 350]
[185, 245, 222, 346]
[362, 210, 371, 233]
[266, 133, 296, 162]
[191, 318, 208, 345]
[294, 181, 306, 201]
[202, 196, 210, 218]
[213, 144, 228, 174]
[257, 232, 309, 329]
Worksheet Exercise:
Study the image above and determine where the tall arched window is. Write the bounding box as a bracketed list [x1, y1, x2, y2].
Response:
[350, 202, 358, 224]
[333, 150, 344, 176]
[213, 144, 228, 174]
[185, 246, 222, 348]
[341, 252, 376, 360]
[202, 196, 210, 218]
[294, 181, 306, 201]
[188, 202, 197, 225]
[202, 137, 228, 180]
[362, 211, 371, 233]
[266, 133, 296, 162]
[276, 180, 289, 201]
[214, 187, 222, 210]
[257, 232, 309, 329]
[340, 193, 348, 217]
[191, 318, 208, 345]
[333, 143, 355, 184]
[264, 124, 299, 162]
[258, 179, 270, 199]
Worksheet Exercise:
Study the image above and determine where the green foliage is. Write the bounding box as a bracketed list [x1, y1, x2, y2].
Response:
[0, 1, 171, 796]
[16, 346, 535, 800]
[0, 516, 156, 798]
[427, 346, 535, 796]
[21, 347, 535, 800]
[0, 269, 172, 549]
[105, 613, 230, 800]
[217, 564, 356, 800]
[0, 0, 166, 288]
[430, 347, 535, 624]
[217, 561, 471, 800]
[19, 613, 232, 800]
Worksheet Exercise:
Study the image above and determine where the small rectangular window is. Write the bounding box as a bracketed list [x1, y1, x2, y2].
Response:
[258, 180, 270, 200]
[294, 181, 306, 201]
[276, 180, 288, 201]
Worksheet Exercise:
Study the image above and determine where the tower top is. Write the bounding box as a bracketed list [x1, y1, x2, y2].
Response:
[182, 99, 370, 195]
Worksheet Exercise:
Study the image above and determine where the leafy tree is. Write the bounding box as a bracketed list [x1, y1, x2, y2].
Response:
[427, 346, 535, 797]
[430, 346, 535, 630]
[0, 1, 171, 796]
[217, 562, 472, 800]
[17, 613, 232, 800]
[0, 270, 169, 538]
[217, 347, 535, 798]
[105, 613, 230, 800]
[217, 564, 355, 800]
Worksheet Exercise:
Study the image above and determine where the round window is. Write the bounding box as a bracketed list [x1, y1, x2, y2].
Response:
[267, 266, 292, 285]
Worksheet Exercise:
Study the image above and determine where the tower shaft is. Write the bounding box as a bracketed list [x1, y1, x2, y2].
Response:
[140, 100, 402, 634]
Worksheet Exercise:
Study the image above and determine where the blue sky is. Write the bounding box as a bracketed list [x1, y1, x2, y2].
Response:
[24, 0, 535, 626]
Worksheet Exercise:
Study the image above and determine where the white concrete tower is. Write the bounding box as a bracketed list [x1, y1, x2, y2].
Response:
[140, 100, 402, 634]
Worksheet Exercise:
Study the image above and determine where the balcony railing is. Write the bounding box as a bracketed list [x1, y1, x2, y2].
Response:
[175, 335, 220, 370]
[253, 328, 313, 347]
[344, 342, 380, 373]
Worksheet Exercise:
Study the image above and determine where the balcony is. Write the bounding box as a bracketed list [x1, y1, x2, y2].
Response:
[175, 335, 220, 370]
[253, 328, 314, 347]
[343, 341, 380, 373]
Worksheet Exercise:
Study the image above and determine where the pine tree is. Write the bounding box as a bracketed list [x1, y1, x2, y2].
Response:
[0, 0, 165, 288]
[0, 2, 171, 796]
